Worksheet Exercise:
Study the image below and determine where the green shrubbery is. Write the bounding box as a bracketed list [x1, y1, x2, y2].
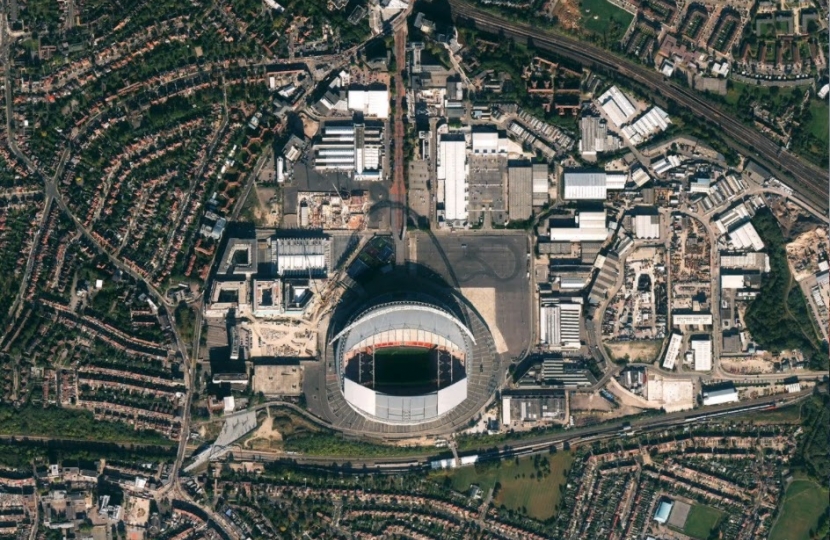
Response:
[744, 209, 828, 370]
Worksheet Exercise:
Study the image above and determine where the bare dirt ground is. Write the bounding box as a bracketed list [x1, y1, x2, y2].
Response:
[461, 287, 509, 353]
[607, 378, 661, 409]
[301, 114, 320, 139]
[570, 391, 614, 412]
[606, 340, 663, 363]
[244, 408, 283, 450]
[545, 0, 581, 30]
[786, 227, 829, 282]
[720, 357, 776, 375]
[254, 186, 281, 227]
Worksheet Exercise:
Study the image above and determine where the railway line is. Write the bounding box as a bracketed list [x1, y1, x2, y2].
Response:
[226, 388, 813, 473]
[449, 0, 829, 215]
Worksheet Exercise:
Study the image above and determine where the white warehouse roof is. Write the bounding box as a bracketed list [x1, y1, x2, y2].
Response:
[598, 86, 637, 127]
[721, 274, 748, 289]
[691, 337, 712, 371]
[563, 171, 607, 200]
[728, 222, 765, 251]
[471, 131, 506, 154]
[348, 89, 389, 119]
[634, 213, 660, 239]
[662, 332, 682, 370]
[549, 211, 608, 242]
[672, 312, 713, 326]
[621, 106, 671, 145]
[702, 385, 739, 406]
[438, 134, 468, 222]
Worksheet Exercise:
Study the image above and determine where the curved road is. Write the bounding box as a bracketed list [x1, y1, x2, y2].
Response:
[449, 0, 829, 215]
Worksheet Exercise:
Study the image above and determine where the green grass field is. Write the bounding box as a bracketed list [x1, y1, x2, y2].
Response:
[806, 99, 829, 147]
[580, 0, 634, 35]
[769, 478, 829, 540]
[730, 403, 802, 425]
[432, 452, 573, 520]
[683, 504, 725, 539]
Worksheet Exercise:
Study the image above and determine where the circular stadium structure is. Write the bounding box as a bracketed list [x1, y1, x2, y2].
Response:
[330, 299, 474, 425]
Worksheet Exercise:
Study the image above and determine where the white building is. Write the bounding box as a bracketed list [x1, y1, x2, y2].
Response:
[702, 385, 739, 406]
[631, 166, 651, 187]
[598, 86, 637, 127]
[672, 312, 713, 326]
[347, 89, 389, 119]
[662, 332, 683, 370]
[540, 302, 582, 348]
[549, 211, 609, 242]
[563, 169, 626, 200]
[606, 172, 627, 190]
[274, 237, 329, 276]
[532, 164, 549, 206]
[621, 106, 671, 145]
[471, 130, 507, 154]
[438, 134, 468, 222]
[563, 171, 607, 200]
[721, 274, 749, 289]
[634, 213, 660, 239]
[691, 337, 712, 371]
[728, 222, 765, 251]
[313, 123, 384, 180]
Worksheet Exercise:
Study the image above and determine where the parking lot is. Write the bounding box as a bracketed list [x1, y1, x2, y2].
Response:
[410, 231, 532, 360]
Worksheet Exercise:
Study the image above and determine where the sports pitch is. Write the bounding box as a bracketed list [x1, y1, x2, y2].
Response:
[374, 347, 438, 393]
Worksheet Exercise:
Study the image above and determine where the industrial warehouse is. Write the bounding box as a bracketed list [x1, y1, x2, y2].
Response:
[312, 121, 385, 180]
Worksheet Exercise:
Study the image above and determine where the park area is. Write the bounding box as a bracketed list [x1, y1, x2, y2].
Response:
[769, 477, 829, 540]
[431, 452, 573, 520]
[580, 0, 634, 36]
[682, 504, 724, 539]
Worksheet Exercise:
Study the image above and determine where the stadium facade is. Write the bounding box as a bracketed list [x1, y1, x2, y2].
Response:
[330, 300, 474, 425]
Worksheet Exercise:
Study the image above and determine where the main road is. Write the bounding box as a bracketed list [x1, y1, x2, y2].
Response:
[449, 0, 829, 215]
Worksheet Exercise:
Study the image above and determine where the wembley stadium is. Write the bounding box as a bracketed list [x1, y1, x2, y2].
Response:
[330, 299, 475, 425]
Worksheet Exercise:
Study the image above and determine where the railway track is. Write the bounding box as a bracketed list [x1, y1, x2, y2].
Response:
[450, 0, 829, 214]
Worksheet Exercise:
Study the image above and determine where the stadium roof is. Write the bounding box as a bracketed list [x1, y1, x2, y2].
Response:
[331, 302, 475, 350]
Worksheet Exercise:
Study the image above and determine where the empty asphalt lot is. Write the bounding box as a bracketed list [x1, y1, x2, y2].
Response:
[411, 231, 532, 360]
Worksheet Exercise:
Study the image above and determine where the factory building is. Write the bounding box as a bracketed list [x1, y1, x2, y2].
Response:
[662, 332, 683, 370]
[274, 237, 330, 277]
[728, 222, 765, 251]
[579, 116, 621, 157]
[501, 389, 566, 425]
[540, 357, 592, 387]
[540, 302, 582, 348]
[634, 208, 661, 239]
[508, 162, 532, 221]
[347, 88, 390, 119]
[702, 383, 739, 406]
[621, 106, 671, 145]
[691, 336, 712, 371]
[672, 312, 713, 326]
[438, 133, 468, 223]
[313, 122, 384, 180]
[720, 252, 770, 272]
[549, 211, 609, 242]
[532, 164, 549, 206]
[563, 171, 606, 200]
[471, 129, 507, 154]
[563, 170, 625, 200]
[598, 86, 637, 127]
